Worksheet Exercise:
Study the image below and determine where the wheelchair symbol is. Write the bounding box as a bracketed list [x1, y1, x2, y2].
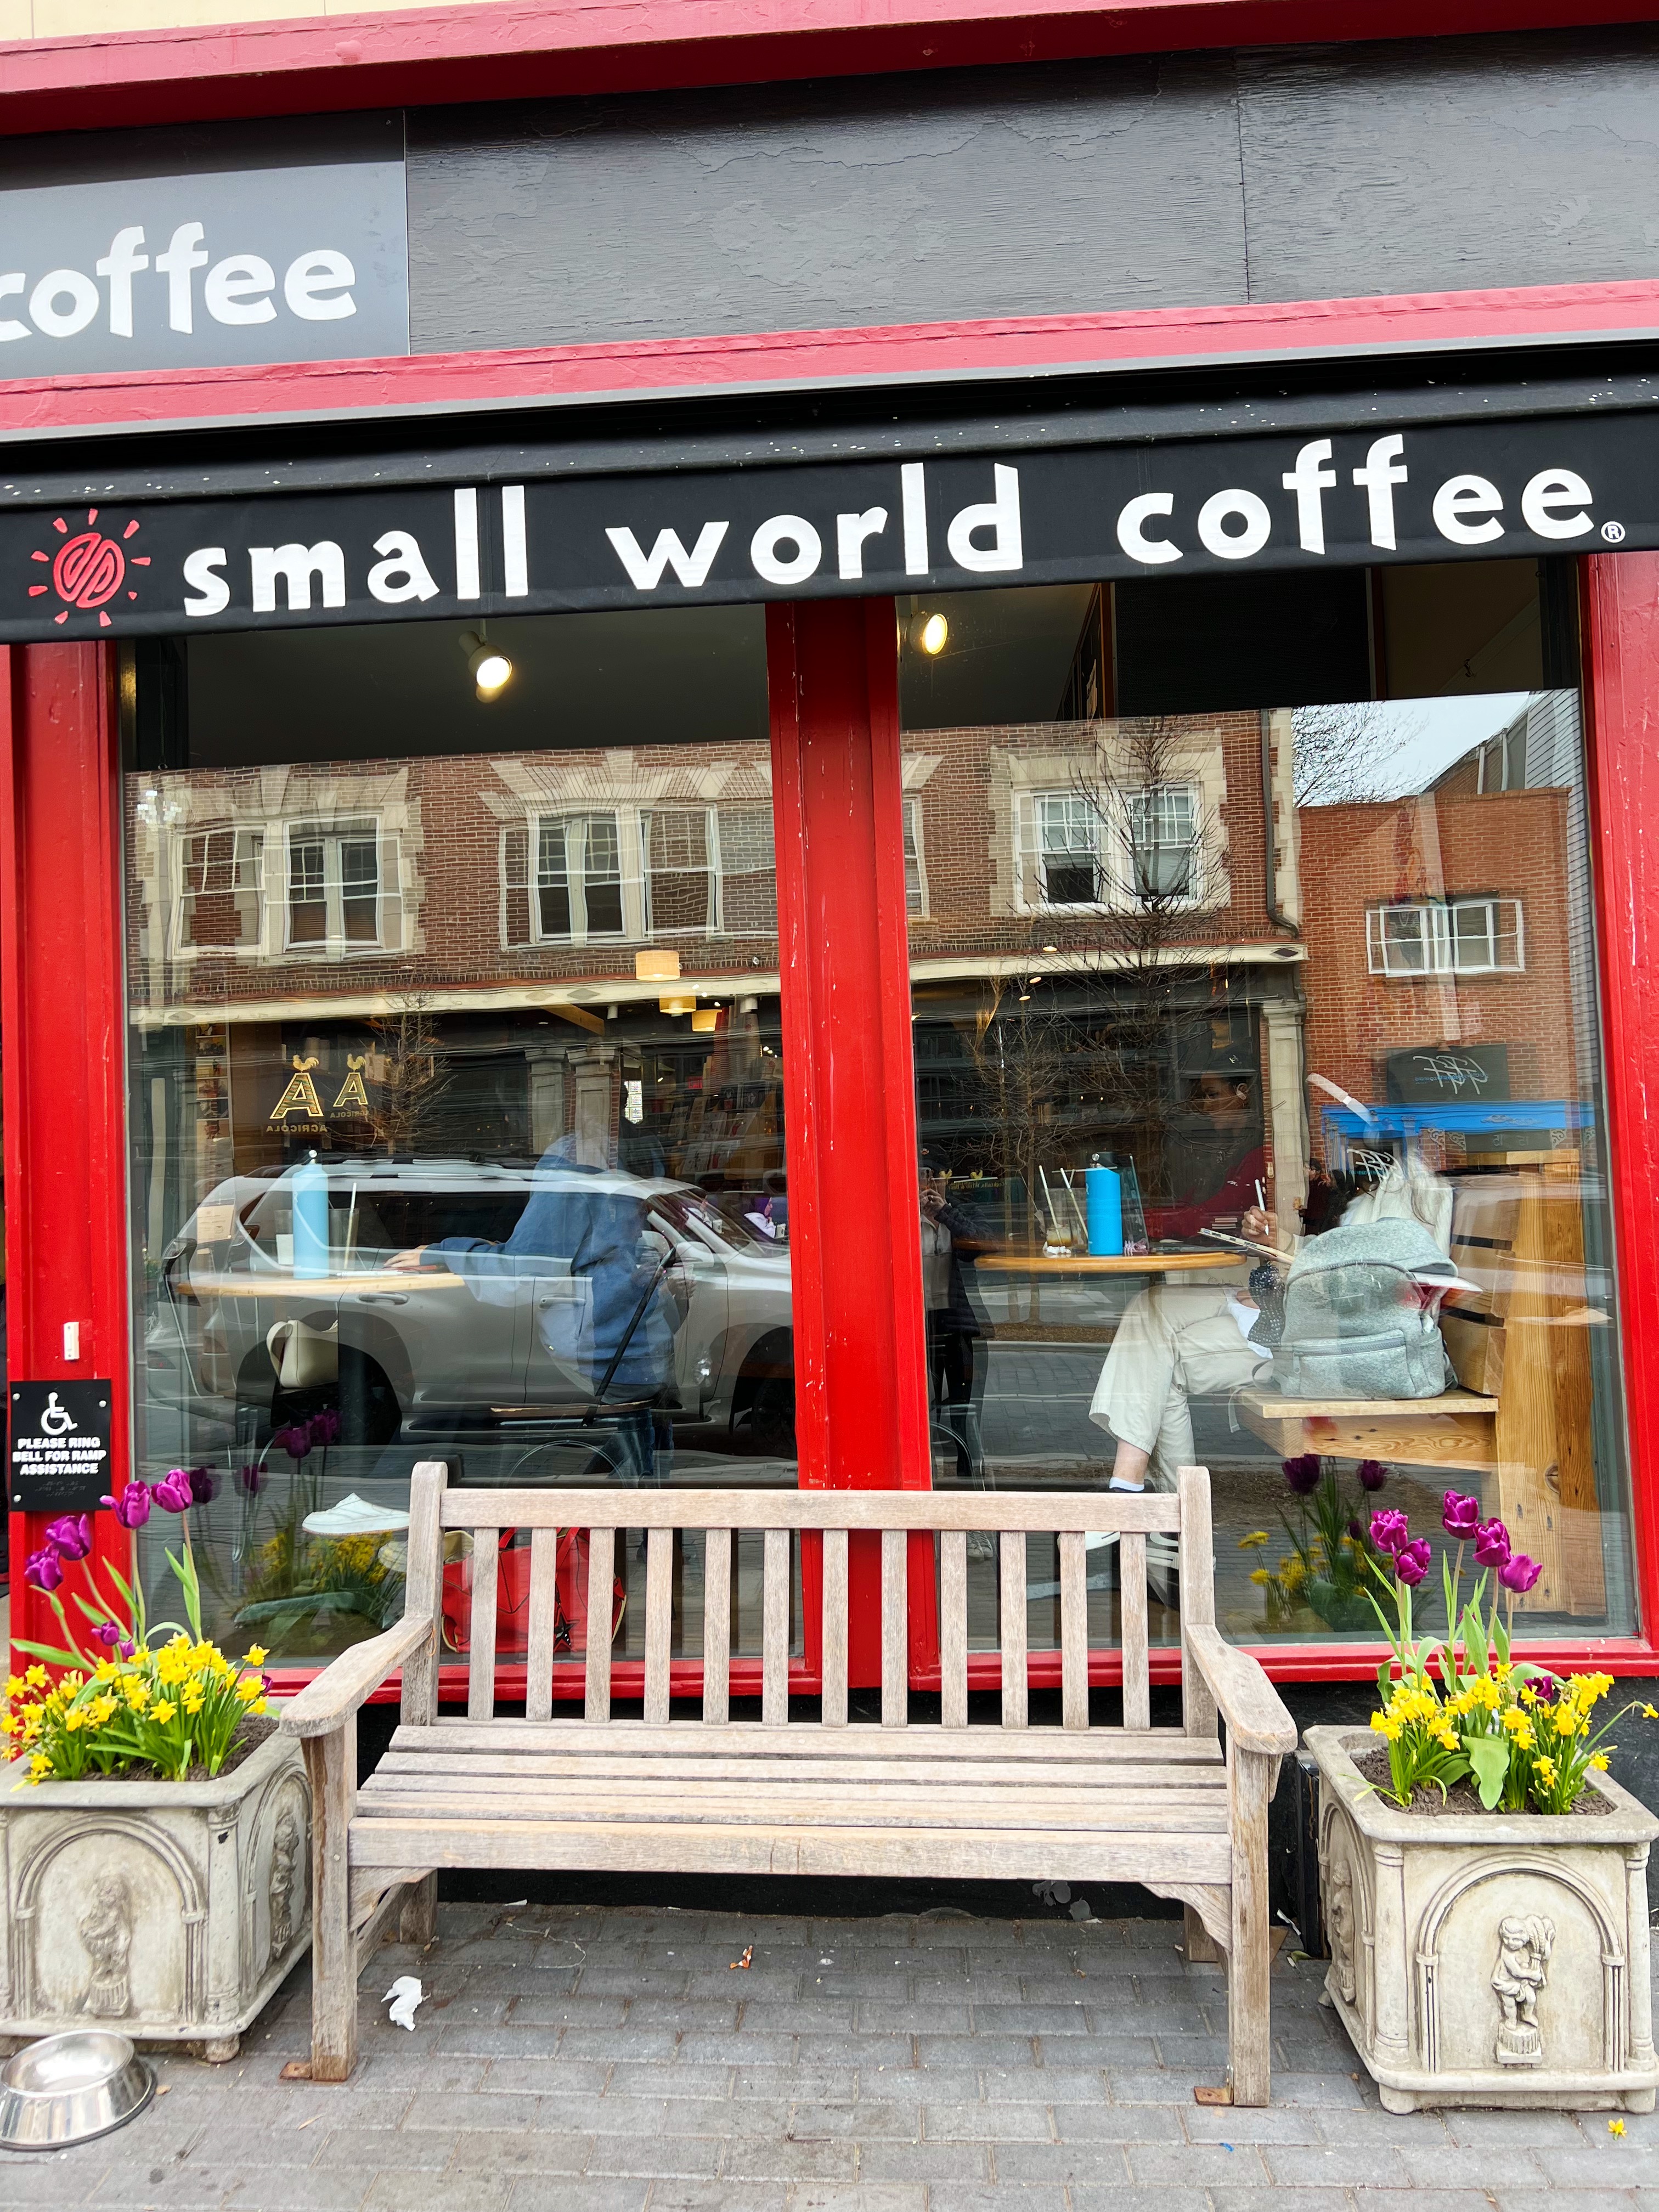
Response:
[39, 1392, 76, 1437]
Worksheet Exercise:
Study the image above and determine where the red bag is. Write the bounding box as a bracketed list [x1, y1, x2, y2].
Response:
[442, 1528, 625, 1656]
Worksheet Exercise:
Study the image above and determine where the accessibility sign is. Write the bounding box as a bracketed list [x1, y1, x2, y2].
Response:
[9, 1380, 112, 1513]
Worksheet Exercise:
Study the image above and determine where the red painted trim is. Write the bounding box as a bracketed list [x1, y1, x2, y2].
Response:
[1, 0, 1652, 138]
[9, 279, 1659, 444]
[4, 642, 132, 1678]
[1582, 550, 1659, 1657]
[768, 598, 933, 1685]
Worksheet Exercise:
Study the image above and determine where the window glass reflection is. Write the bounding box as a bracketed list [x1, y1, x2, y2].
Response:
[902, 579, 1630, 1647]
[127, 607, 796, 1666]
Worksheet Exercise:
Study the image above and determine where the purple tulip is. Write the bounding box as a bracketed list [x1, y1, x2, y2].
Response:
[237, 1464, 264, 1497]
[1532, 1673, 1559, 1703]
[1395, 1538, 1433, 1588]
[1498, 1552, 1543, 1595]
[274, 1424, 313, 1463]
[93, 1621, 123, 1649]
[44, 1513, 93, 1561]
[1357, 1460, 1390, 1493]
[1282, 1454, 1322, 1497]
[25, 1545, 63, 1593]
[151, 1468, 195, 1514]
[101, 1483, 152, 1529]
[1370, 1508, 1411, 1557]
[186, 1466, 217, 1505]
[1442, 1491, 1481, 1539]
[120, 1639, 135, 1660]
[1474, 1517, 1511, 1570]
[308, 1409, 342, 1448]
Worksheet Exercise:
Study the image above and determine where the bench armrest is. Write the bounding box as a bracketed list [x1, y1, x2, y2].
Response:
[279, 1614, 436, 1739]
[1184, 1623, 1297, 1758]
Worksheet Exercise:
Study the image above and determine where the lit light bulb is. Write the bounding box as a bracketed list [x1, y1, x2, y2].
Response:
[915, 611, 949, 656]
[460, 629, 514, 699]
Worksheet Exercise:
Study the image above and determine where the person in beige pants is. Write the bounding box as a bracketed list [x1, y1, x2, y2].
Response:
[1091, 1278, 1272, 1492]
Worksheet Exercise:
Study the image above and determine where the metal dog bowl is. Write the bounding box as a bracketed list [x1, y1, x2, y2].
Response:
[0, 2031, 154, 2150]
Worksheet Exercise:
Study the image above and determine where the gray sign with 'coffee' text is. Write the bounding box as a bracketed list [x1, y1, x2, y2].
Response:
[0, 116, 409, 378]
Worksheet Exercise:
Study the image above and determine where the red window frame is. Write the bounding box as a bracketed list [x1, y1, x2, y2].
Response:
[7, 340, 1659, 1698]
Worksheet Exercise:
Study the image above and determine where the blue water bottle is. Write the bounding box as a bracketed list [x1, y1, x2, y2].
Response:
[291, 1150, 329, 1279]
[1085, 1160, 1124, 1257]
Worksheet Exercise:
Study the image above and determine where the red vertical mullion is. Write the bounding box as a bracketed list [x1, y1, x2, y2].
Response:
[3, 642, 133, 1673]
[1581, 553, 1659, 1646]
[769, 599, 932, 1690]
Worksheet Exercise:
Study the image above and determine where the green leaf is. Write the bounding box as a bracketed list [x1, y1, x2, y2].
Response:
[1463, 1732, 1510, 1809]
[12, 1637, 85, 1668]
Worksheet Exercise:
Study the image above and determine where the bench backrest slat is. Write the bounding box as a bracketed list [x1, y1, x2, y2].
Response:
[644, 1527, 674, 1726]
[406, 1464, 1216, 1740]
[1059, 1531, 1088, 1730]
[1000, 1532, 1029, 1729]
[703, 1529, 732, 1724]
[1120, 1532, 1150, 1731]
[939, 1530, 968, 1731]
[763, 1527, 791, 1725]
[821, 1528, 849, 1728]
[585, 1525, 615, 1723]
[881, 1529, 908, 1728]
[1177, 1465, 1220, 1740]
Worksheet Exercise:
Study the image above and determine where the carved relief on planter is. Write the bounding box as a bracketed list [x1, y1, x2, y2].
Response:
[1306, 1726, 1659, 2114]
[0, 1728, 309, 2059]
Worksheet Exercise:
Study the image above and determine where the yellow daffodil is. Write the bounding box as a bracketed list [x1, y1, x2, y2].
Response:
[24, 1667, 47, 1690]
[152, 1700, 177, 1725]
[4, 1675, 24, 1699]
[62, 1711, 84, 1734]
[27, 1753, 52, 1784]
[1249, 1567, 1271, 1587]
[1642, 1703, 1657, 1721]
[1590, 1752, 1611, 1771]
[244, 1645, 269, 1666]
[1610, 2119, 1626, 2137]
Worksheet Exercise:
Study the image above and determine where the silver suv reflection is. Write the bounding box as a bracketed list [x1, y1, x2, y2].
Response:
[149, 1158, 795, 1454]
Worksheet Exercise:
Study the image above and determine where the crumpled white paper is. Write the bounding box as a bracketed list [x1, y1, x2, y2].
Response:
[385, 1976, 425, 2030]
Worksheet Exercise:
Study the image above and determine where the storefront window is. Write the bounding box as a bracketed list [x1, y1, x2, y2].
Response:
[899, 567, 1635, 1647]
[126, 607, 796, 1666]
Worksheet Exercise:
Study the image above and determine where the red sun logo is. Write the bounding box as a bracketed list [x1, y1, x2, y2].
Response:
[28, 509, 150, 628]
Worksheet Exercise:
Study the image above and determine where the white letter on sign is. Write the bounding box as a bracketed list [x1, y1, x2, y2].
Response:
[946, 465, 1023, 574]
[606, 521, 730, 590]
[1116, 493, 1182, 566]
[183, 548, 231, 618]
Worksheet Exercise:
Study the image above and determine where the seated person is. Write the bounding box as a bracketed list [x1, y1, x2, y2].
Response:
[1094, 1171, 1470, 1493]
[1090, 1210, 1275, 1494]
[387, 1127, 679, 1486]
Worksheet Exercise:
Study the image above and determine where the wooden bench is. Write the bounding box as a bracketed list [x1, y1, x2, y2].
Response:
[1237, 1155, 1604, 1616]
[280, 1461, 1297, 2101]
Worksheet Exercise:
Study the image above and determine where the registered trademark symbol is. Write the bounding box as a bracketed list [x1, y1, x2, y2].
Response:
[1602, 520, 1627, 543]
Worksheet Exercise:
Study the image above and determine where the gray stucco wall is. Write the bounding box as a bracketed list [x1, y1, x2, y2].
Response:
[404, 27, 1659, 356]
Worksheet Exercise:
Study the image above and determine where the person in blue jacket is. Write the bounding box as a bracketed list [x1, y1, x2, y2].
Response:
[387, 1131, 679, 1486]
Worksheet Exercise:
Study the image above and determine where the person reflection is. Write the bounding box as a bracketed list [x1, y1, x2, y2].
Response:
[386, 1128, 679, 1486]
[920, 1150, 989, 1485]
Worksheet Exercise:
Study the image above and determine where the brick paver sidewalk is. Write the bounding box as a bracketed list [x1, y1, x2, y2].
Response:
[0, 1904, 1650, 2211]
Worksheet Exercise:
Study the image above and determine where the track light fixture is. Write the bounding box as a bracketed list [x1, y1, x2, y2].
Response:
[460, 625, 513, 699]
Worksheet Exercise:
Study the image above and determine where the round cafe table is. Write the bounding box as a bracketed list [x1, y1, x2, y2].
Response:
[977, 1249, 1246, 1276]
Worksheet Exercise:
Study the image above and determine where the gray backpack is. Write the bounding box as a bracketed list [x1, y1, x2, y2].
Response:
[1269, 1218, 1454, 1402]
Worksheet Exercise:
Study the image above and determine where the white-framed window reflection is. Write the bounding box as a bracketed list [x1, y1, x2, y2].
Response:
[285, 816, 396, 954]
[175, 826, 264, 951]
[1015, 781, 1204, 911]
[1366, 896, 1525, 978]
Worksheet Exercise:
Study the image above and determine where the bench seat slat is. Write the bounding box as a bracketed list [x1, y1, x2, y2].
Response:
[346, 1818, 1233, 1884]
[355, 1785, 1230, 1833]
[373, 1751, 1226, 1792]
[392, 1720, 1222, 1763]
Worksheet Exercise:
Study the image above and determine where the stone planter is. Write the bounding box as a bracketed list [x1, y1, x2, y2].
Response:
[0, 1728, 310, 2061]
[1306, 1725, 1659, 2113]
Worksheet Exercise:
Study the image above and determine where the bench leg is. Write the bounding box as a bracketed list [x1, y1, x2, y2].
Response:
[1183, 1904, 1222, 1966]
[1227, 1748, 1276, 2107]
[302, 1723, 358, 2083]
[400, 1872, 438, 1948]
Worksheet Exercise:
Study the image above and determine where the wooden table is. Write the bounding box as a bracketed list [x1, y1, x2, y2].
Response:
[977, 1250, 1246, 1276]
[181, 1271, 475, 1299]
